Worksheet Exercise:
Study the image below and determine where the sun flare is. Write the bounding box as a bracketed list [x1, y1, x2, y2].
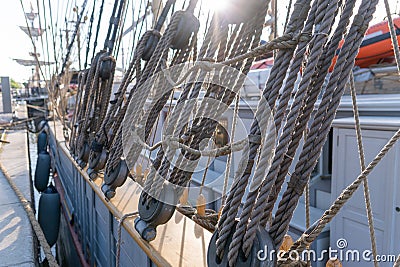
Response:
[203, 0, 229, 11]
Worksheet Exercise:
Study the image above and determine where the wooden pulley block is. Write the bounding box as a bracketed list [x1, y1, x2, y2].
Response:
[170, 11, 200, 50]
[196, 194, 206, 216]
[135, 183, 177, 240]
[102, 159, 129, 199]
[136, 163, 143, 176]
[220, 0, 260, 25]
[326, 258, 342, 267]
[87, 149, 108, 178]
[143, 168, 150, 180]
[179, 188, 189, 204]
[99, 57, 114, 80]
[279, 235, 294, 252]
[77, 141, 90, 164]
[141, 30, 162, 61]
[218, 205, 224, 220]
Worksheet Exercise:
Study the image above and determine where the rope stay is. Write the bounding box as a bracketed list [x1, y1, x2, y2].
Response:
[349, 71, 379, 267]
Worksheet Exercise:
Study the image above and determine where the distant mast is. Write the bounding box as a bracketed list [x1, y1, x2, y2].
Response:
[15, 5, 46, 92]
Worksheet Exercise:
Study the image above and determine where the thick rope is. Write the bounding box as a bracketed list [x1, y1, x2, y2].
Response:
[141, 14, 225, 200]
[239, 0, 341, 258]
[216, 0, 313, 258]
[145, 19, 234, 199]
[273, 1, 380, 259]
[167, 10, 266, 203]
[260, 0, 355, 227]
[130, 132, 248, 157]
[349, 72, 379, 267]
[0, 162, 59, 267]
[106, 10, 185, 174]
[176, 206, 218, 232]
[270, 0, 379, 249]
[69, 71, 86, 153]
[229, 0, 320, 259]
[112, 10, 192, 173]
[87, 30, 153, 169]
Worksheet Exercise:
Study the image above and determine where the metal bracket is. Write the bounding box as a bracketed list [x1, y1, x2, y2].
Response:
[101, 160, 129, 199]
[88, 148, 108, 170]
[135, 183, 177, 241]
[170, 12, 200, 50]
[134, 217, 157, 242]
[207, 221, 276, 267]
[87, 149, 107, 179]
[99, 58, 113, 80]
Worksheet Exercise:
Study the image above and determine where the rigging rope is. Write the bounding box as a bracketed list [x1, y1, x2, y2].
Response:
[272, 0, 380, 260]
[115, 211, 139, 267]
[84, 0, 97, 69]
[105, 0, 198, 186]
[92, 0, 106, 61]
[349, 71, 379, 267]
[60, 0, 88, 75]
[216, 0, 313, 261]
[383, 0, 400, 74]
[43, 0, 400, 264]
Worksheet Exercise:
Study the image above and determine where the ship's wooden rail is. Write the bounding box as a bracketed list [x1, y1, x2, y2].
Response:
[49, 120, 212, 267]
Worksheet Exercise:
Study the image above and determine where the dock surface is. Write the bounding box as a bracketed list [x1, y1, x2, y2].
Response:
[0, 94, 35, 266]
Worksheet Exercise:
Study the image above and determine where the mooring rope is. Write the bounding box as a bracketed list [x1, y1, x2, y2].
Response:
[0, 162, 59, 267]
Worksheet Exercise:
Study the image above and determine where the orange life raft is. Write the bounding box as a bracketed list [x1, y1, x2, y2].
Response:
[331, 17, 400, 69]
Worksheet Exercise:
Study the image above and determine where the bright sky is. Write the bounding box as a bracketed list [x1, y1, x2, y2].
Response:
[0, 0, 396, 84]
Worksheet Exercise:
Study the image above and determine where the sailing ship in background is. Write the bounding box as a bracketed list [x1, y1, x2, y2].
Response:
[15, 0, 400, 266]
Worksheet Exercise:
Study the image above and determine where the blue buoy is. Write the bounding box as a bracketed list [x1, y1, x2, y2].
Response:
[34, 151, 50, 192]
[37, 131, 48, 153]
[38, 184, 60, 247]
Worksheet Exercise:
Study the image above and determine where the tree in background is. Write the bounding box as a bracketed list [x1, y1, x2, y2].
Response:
[10, 78, 22, 89]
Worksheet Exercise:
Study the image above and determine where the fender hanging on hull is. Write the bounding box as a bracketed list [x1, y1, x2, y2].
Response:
[34, 151, 51, 192]
[38, 184, 61, 247]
